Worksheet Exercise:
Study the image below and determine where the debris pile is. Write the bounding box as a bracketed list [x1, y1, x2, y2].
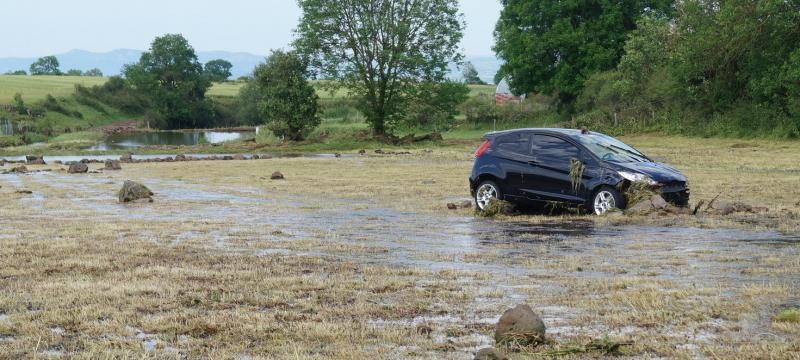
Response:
[479, 199, 514, 217]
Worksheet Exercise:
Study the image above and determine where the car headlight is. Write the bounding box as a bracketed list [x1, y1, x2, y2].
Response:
[618, 171, 658, 186]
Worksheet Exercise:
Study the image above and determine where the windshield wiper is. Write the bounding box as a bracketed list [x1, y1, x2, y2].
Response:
[608, 144, 649, 162]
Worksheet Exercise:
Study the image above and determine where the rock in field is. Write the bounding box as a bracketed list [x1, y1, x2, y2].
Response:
[68, 163, 89, 174]
[104, 160, 122, 170]
[270, 171, 285, 180]
[474, 347, 508, 360]
[175, 154, 187, 161]
[118, 180, 153, 203]
[8, 165, 27, 173]
[25, 155, 46, 165]
[494, 304, 546, 346]
[233, 154, 246, 160]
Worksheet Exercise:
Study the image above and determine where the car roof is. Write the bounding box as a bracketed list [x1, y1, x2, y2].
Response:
[484, 128, 591, 139]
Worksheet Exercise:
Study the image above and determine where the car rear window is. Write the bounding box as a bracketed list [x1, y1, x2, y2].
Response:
[532, 135, 580, 161]
[495, 132, 532, 155]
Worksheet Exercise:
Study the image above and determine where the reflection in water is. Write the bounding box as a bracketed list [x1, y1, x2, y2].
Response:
[88, 131, 253, 151]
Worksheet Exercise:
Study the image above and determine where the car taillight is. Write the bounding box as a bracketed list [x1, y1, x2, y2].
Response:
[474, 139, 491, 157]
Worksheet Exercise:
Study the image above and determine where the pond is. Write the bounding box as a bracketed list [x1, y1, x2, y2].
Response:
[87, 131, 254, 151]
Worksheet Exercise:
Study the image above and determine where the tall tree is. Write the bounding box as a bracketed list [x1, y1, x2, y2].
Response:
[123, 34, 212, 129]
[84, 68, 104, 77]
[294, 0, 464, 134]
[250, 50, 320, 140]
[204, 59, 233, 82]
[494, 0, 672, 107]
[29, 56, 61, 75]
[462, 61, 487, 85]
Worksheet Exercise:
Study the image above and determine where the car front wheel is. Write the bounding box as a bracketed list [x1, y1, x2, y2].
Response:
[475, 180, 502, 211]
[591, 186, 625, 215]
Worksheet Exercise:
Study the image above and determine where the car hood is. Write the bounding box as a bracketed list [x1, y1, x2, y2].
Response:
[613, 161, 687, 183]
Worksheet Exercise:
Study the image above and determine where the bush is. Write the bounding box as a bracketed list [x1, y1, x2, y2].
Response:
[252, 50, 320, 140]
[320, 98, 363, 123]
[0, 135, 24, 147]
[402, 80, 470, 131]
[12, 93, 27, 115]
[460, 95, 498, 125]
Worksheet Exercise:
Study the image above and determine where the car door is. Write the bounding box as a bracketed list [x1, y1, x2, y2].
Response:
[521, 134, 585, 202]
[491, 131, 534, 198]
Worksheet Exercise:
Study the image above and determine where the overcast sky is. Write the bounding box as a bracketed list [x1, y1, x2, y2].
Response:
[0, 0, 501, 58]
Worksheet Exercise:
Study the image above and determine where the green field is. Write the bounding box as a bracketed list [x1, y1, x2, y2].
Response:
[207, 81, 496, 99]
[0, 75, 109, 103]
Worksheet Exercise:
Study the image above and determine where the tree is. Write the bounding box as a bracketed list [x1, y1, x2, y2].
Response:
[84, 68, 103, 77]
[4, 70, 26, 75]
[29, 56, 61, 75]
[494, 0, 672, 107]
[204, 59, 233, 82]
[123, 34, 212, 129]
[250, 50, 320, 140]
[294, 0, 464, 135]
[462, 62, 486, 85]
[65, 69, 83, 76]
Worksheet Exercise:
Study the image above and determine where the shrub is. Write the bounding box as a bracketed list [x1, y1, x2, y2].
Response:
[252, 50, 320, 140]
[0, 135, 24, 147]
[402, 80, 470, 132]
[460, 95, 498, 125]
[12, 93, 27, 115]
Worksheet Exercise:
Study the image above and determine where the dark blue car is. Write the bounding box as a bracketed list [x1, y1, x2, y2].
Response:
[469, 128, 689, 214]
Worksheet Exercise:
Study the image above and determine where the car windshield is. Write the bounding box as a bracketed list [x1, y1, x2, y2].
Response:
[574, 133, 650, 163]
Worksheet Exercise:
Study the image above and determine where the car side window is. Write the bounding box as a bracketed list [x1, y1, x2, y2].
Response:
[531, 135, 580, 162]
[495, 132, 532, 155]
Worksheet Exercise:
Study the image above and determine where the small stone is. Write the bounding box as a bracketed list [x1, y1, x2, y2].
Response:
[118, 180, 153, 203]
[68, 163, 89, 174]
[104, 160, 122, 170]
[459, 200, 473, 209]
[270, 171, 284, 180]
[447, 203, 458, 210]
[495, 304, 546, 346]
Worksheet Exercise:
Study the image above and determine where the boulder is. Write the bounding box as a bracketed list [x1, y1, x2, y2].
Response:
[68, 163, 89, 174]
[359, 149, 366, 155]
[474, 347, 508, 360]
[223, 155, 234, 160]
[252, 154, 260, 160]
[120, 153, 133, 162]
[25, 155, 46, 165]
[650, 195, 668, 210]
[233, 154, 246, 160]
[270, 171, 285, 180]
[175, 154, 187, 161]
[334, 153, 342, 158]
[494, 304, 546, 346]
[104, 160, 122, 170]
[118, 180, 153, 203]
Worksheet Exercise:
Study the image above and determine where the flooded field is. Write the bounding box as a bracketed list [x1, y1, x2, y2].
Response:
[86, 130, 255, 151]
[0, 151, 799, 358]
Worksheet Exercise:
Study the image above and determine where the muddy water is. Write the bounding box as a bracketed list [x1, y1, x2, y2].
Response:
[3, 170, 798, 283]
[2, 169, 799, 357]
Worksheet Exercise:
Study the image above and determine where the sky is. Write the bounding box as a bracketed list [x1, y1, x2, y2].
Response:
[0, 0, 502, 58]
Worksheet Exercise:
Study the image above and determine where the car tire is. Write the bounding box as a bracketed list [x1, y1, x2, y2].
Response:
[475, 180, 502, 211]
[590, 186, 626, 215]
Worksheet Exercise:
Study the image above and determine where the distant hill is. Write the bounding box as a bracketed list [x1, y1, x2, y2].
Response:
[0, 50, 502, 83]
[0, 49, 266, 79]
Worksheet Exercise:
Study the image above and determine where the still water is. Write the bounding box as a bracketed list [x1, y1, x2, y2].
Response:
[87, 131, 253, 150]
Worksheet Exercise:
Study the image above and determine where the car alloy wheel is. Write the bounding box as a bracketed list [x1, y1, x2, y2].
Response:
[593, 190, 617, 215]
[476, 183, 498, 210]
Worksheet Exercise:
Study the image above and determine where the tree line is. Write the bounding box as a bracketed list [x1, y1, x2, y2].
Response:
[494, 0, 800, 137]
